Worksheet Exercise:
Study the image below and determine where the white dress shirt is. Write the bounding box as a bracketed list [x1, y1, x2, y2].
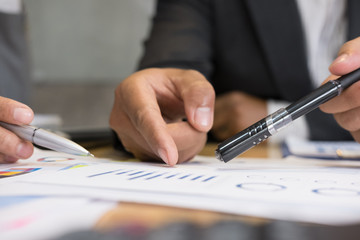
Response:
[268, 0, 347, 143]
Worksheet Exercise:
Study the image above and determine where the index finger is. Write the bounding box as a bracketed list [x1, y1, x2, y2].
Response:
[117, 69, 179, 165]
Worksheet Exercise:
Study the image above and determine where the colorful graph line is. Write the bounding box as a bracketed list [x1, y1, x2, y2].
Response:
[0, 168, 41, 178]
[60, 164, 88, 171]
[37, 157, 74, 162]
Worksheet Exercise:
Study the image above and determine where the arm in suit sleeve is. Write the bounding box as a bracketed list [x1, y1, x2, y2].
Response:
[139, 0, 214, 79]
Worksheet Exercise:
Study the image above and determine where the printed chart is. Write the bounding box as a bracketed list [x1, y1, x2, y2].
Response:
[87, 168, 218, 183]
[37, 157, 75, 162]
[4, 149, 360, 225]
[0, 168, 40, 179]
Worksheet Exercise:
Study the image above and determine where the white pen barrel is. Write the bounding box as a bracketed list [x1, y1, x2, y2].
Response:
[0, 122, 37, 142]
[33, 128, 66, 150]
[0, 121, 91, 156]
[33, 128, 89, 156]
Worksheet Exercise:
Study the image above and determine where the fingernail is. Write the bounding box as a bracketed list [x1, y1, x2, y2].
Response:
[17, 142, 33, 159]
[333, 53, 349, 65]
[195, 107, 211, 127]
[13, 108, 33, 123]
[158, 148, 169, 165]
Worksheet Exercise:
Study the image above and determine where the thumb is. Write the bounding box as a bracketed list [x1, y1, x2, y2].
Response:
[172, 70, 215, 132]
[329, 37, 360, 76]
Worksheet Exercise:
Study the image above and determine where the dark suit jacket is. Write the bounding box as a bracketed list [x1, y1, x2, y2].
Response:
[139, 0, 360, 141]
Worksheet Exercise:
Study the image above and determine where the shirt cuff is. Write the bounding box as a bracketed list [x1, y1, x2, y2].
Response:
[267, 99, 310, 144]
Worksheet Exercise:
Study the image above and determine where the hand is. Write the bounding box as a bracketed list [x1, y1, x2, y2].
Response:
[320, 37, 360, 142]
[212, 91, 267, 140]
[110, 68, 215, 165]
[0, 97, 34, 163]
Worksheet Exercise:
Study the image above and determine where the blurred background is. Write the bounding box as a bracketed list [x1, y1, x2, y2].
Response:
[24, 0, 156, 133]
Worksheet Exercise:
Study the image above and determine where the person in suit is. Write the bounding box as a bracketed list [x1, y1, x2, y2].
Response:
[0, 1, 34, 163]
[110, 0, 360, 165]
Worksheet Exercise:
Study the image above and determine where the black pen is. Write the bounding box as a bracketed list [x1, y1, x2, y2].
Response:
[215, 68, 360, 163]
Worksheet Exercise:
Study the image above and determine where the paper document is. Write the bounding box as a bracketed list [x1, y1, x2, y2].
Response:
[0, 196, 115, 240]
[283, 137, 360, 160]
[0, 148, 117, 240]
[2, 148, 360, 225]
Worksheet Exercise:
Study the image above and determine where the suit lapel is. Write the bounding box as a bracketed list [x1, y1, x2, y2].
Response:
[244, 0, 312, 101]
[347, 0, 360, 40]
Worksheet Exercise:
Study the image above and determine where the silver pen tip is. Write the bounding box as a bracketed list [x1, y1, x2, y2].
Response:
[215, 149, 223, 161]
[82, 152, 94, 157]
